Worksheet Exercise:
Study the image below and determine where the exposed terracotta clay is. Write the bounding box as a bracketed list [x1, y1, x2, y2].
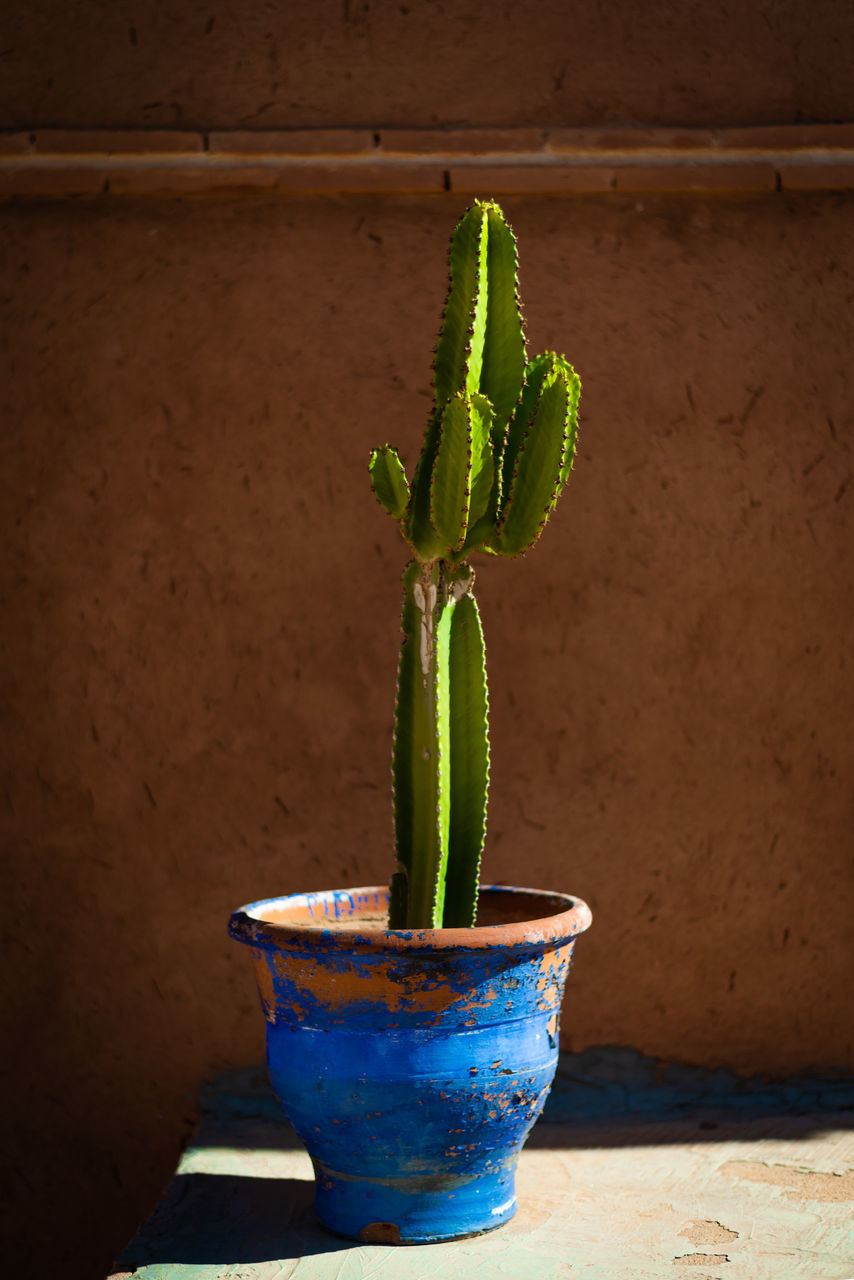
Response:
[229, 884, 591, 1241]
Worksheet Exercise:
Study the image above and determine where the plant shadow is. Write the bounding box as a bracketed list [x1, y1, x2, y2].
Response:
[115, 1171, 348, 1268]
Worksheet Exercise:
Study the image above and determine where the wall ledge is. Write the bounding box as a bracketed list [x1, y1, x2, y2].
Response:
[2, 125, 853, 197]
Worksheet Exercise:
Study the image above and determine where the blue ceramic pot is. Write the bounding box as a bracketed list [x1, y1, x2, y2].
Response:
[229, 884, 591, 1244]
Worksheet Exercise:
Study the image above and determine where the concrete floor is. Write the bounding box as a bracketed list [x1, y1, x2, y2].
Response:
[110, 1050, 854, 1280]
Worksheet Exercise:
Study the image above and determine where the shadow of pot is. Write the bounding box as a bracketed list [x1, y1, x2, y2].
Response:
[229, 884, 591, 1244]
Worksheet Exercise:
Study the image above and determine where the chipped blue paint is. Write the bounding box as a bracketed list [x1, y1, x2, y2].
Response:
[228, 886, 590, 1243]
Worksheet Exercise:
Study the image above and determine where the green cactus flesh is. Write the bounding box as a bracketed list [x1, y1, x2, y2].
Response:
[443, 589, 489, 927]
[480, 204, 527, 431]
[391, 562, 487, 929]
[433, 202, 490, 408]
[370, 199, 581, 929]
[494, 355, 580, 557]
[429, 393, 494, 555]
[404, 410, 446, 562]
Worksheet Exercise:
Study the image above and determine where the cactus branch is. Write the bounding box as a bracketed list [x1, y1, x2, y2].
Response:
[430, 393, 495, 558]
[465, 393, 496, 534]
[480, 204, 527, 431]
[405, 411, 447, 562]
[430, 394, 475, 555]
[494, 355, 581, 557]
[442, 588, 489, 927]
[369, 444, 410, 520]
[434, 203, 489, 407]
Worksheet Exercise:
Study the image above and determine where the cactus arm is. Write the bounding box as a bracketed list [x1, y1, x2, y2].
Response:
[499, 354, 581, 530]
[559, 361, 582, 487]
[493, 362, 580, 557]
[480, 204, 526, 431]
[466, 393, 495, 531]
[430, 393, 495, 558]
[434, 203, 489, 407]
[405, 411, 447, 561]
[499, 352, 555, 506]
[442, 587, 489, 928]
[390, 561, 450, 928]
[369, 444, 410, 520]
[462, 355, 558, 558]
[430, 394, 474, 554]
[458, 393, 501, 556]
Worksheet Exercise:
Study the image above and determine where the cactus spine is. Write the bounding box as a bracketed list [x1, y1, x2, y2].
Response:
[370, 200, 581, 929]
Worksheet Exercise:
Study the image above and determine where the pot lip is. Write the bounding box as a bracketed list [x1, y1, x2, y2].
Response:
[229, 884, 592, 952]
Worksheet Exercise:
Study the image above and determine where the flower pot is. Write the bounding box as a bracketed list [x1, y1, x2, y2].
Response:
[228, 883, 591, 1244]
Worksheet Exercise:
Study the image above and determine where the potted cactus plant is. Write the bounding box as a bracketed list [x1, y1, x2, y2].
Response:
[230, 200, 592, 1245]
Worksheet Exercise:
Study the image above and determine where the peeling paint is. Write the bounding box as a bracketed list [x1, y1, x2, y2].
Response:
[679, 1219, 739, 1245]
[719, 1159, 854, 1202]
[229, 884, 590, 1242]
[249, 946, 276, 1023]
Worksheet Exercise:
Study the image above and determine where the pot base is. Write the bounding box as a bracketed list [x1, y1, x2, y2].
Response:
[314, 1162, 517, 1244]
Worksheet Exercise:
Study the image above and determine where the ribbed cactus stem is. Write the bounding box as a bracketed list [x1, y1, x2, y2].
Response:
[390, 561, 487, 929]
[371, 199, 581, 929]
[391, 560, 448, 929]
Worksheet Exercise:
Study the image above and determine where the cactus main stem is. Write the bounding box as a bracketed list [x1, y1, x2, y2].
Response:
[391, 560, 450, 929]
[390, 559, 487, 930]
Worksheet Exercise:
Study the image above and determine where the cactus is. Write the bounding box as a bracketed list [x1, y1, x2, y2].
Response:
[370, 200, 581, 929]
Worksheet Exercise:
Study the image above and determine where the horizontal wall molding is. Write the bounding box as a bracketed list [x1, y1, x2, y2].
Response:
[2, 124, 854, 198]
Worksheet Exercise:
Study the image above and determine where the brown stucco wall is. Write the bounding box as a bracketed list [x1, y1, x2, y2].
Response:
[2, 0, 853, 130]
[3, 188, 853, 1277]
[2, 3, 853, 1278]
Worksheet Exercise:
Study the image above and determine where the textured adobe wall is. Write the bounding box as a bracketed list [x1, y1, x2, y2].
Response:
[2, 3, 854, 1277]
[1, 0, 853, 130]
[2, 191, 852, 1276]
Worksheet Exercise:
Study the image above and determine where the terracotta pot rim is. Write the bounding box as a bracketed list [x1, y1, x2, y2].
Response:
[229, 884, 592, 952]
